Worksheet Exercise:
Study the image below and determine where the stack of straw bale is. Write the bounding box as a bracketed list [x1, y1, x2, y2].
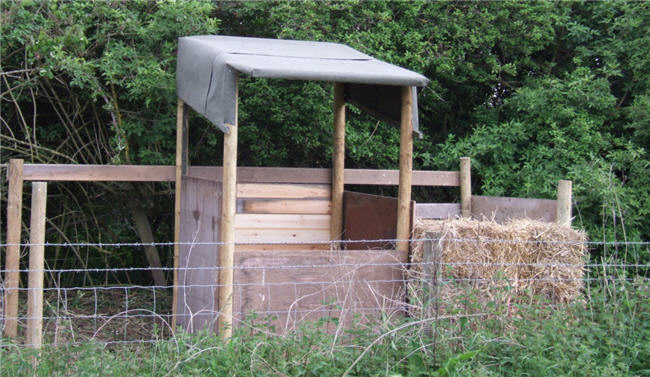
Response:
[410, 218, 588, 308]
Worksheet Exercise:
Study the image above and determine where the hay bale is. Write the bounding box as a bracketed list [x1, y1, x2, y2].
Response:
[410, 218, 587, 313]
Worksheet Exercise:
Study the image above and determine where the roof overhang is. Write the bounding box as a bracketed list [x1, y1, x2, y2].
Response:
[176, 36, 429, 135]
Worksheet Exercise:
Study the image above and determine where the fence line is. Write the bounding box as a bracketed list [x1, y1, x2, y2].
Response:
[1, 237, 649, 248]
[1, 237, 647, 349]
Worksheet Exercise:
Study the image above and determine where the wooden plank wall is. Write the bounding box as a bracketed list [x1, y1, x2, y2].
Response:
[471, 196, 557, 224]
[177, 176, 221, 332]
[415, 203, 461, 220]
[233, 249, 406, 332]
[234, 183, 332, 251]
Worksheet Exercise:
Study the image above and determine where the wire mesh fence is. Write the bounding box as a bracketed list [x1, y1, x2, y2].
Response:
[1, 237, 648, 349]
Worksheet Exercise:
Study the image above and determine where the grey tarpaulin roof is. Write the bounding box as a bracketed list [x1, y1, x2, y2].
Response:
[176, 35, 429, 135]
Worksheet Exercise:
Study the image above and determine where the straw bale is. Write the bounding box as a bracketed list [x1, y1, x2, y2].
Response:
[410, 218, 587, 314]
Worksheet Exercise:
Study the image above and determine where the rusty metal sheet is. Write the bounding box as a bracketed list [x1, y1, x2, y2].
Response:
[343, 191, 399, 250]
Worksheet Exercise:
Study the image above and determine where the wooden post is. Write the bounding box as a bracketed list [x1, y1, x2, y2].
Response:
[218, 76, 238, 339]
[556, 180, 572, 227]
[460, 157, 471, 218]
[422, 231, 442, 335]
[396, 86, 413, 254]
[330, 82, 345, 245]
[26, 182, 47, 348]
[172, 98, 189, 331]
[3, 159, 24, 338]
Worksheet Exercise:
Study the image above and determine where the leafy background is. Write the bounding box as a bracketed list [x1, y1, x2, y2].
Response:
[1, 0, 648, 280]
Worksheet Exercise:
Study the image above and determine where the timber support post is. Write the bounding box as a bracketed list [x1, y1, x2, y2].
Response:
[396, 86, 413, 254]
[218, 76, 238, 339]
[26, 182, 47, 350]
[556, 180, 572, 227]
[460, 157, 471, 218]
[4, 158, 24, 338]
[172, 97, 189, 331]
[331, 82, 346, 246]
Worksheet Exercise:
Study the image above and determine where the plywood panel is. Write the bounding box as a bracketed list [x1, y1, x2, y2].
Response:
[177, 176, 221, 332]
[235, 228, 330, 244]
[237, 184, 330, 199]
[239, 199, 331, 214]
[471, 195, 556, 224]
[233, 249, 406, 332]
[415, 203, 461, 219]
[236, 214, 330, 230]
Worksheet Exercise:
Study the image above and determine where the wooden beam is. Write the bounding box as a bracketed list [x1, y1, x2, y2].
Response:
[20, 164, 460, 186]
[396, 86, 413, 254]
[331, 82, 346, 242]
[3, 159, 24, 338]
[236, 183, 330, 199]
[235, 214, 330, 230]
[172, 97, 189, 331]
[26, 182, 47, 349]
[556, 180, 572, 227]
[218, 76, 238, 339]
[239, 199, 331, 215]
[460, 157, 471, 217]
[22, 164, 175, 181]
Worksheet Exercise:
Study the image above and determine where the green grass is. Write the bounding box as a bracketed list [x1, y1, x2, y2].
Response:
[1, 279, 648, 377]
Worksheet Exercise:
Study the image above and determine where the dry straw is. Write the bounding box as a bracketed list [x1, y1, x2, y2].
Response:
[410, 218, 588, 313]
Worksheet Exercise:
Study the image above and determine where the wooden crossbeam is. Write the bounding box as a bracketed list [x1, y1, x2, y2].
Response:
[19, 165, 460, 186]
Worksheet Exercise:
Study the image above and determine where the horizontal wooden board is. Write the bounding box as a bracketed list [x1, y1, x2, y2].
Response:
[471, 195, 556, 224]
[415, 203, 461, 219]
[234, 249, 407, 332]
[235, 243, 331, 252]
[239, 199, 331, 214]
[237, 184, 330, 199]
[234, 228, 330, 244]
[235, 214, 330, 230]
[22, 164, 175, 182]
[20, 164, 460, 187]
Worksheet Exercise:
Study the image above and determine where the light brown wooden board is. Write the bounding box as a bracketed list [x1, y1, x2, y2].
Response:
[234, 229, 330, 243]
[415, 203, 461, 219]
[238, 199, 331, 215]
[235, 214, 330, 230]
[471, 195, 557, 224]
[21, 164, 459, 186]
[237, 183, 330, 199]
[233, 249, 406, 332]
[177, 176, 221, 332]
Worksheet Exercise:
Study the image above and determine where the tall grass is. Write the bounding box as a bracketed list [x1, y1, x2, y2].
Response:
[2, 278, 647, 377]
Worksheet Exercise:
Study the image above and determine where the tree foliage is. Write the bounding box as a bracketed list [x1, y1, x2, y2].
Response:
[1, 1, 648, 273]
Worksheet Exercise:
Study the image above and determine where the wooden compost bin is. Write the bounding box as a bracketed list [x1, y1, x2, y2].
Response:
[172, 36, 431, 336]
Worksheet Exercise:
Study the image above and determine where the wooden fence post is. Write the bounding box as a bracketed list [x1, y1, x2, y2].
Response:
[460, 157, 471, 218]
[218, 76, 238, 339]
[396, 86, 413, 254]
[172, 97, 189, 331]
[422, 231, 442, 336]
[556, 180, 572, 227]
[330, 82, 346, 247]
[4, 159, 24, 338]
[26, 182, 47, 349]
